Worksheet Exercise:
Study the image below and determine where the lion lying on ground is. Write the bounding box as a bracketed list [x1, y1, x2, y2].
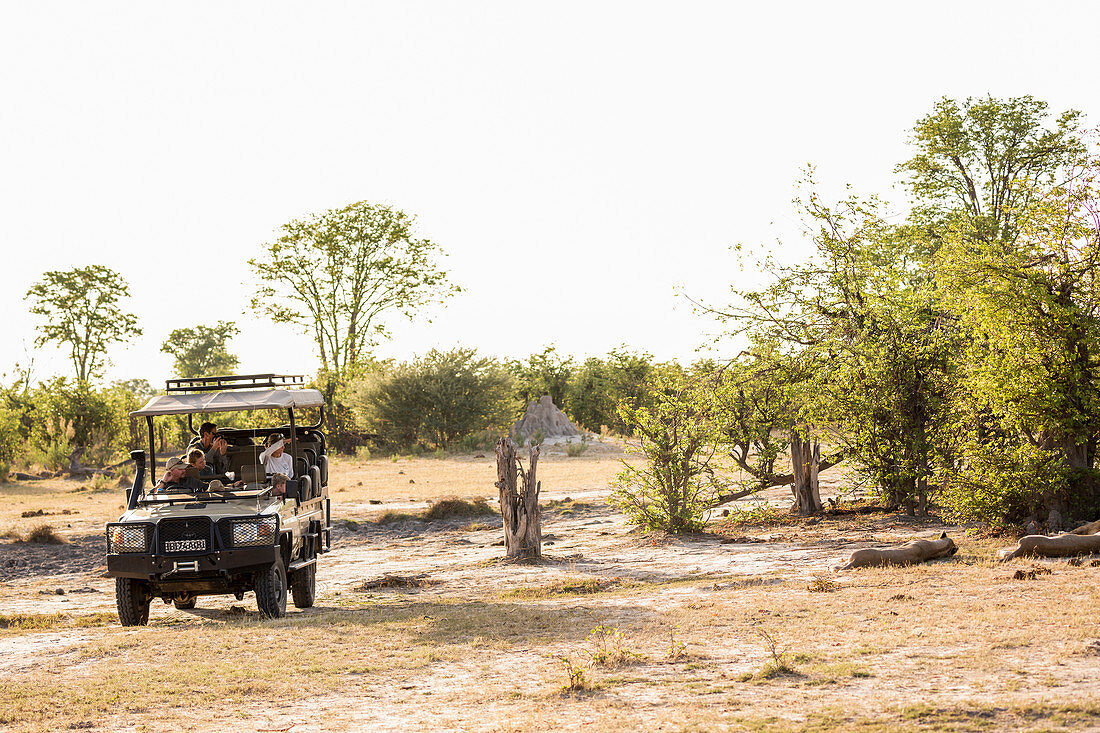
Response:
[834, 532, 957, 571]
[997, 532, 1100, 561]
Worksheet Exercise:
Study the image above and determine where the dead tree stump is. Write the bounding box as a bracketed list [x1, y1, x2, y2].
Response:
[790, 431, 822, 516]
[495, 437, 542, 561]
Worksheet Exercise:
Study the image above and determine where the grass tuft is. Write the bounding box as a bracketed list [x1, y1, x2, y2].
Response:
[422, 498, 494, 521]
[23, 524, 67, 544]
[502, 576, 637, 599]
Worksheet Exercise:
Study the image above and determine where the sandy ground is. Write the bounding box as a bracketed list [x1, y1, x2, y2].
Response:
[3, 443, 1100, 732]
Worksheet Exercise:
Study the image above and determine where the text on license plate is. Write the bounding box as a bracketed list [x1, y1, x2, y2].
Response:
[166, 539, 206, 552]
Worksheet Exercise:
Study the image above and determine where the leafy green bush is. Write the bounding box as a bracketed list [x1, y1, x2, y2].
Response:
[508, 347, 573, 415]
[357, 348, 513, 450]
[611, 374, 719, 533]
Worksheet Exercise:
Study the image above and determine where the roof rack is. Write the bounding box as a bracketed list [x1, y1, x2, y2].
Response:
[165, 374, 306, 394]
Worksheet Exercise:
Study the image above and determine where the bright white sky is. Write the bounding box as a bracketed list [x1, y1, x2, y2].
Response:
[1, 1, 1096, 387]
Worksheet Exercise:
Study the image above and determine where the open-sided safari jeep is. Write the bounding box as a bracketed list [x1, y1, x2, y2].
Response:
[106, 374, 333, 625]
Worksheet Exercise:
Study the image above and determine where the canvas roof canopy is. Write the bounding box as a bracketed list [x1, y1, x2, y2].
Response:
[131, 388, 325, 417]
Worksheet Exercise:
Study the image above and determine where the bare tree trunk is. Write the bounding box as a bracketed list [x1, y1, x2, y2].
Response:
[495, 438, 542, 561]
[790, 431, 822, 516]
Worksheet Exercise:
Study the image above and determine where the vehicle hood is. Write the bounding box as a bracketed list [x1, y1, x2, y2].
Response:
[118, 497, 281, 523]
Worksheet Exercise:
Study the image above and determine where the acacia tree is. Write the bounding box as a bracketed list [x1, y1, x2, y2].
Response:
[26, 265, 141, 384]
[160, 321, 240, 378]
[249, 201, 457, 379]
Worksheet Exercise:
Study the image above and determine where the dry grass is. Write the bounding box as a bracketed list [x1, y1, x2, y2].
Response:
[0, 611, 116, 631]
[22, 524, 67, 545]
[330, 438, 638, 505]
[6, 448, 1100, 731]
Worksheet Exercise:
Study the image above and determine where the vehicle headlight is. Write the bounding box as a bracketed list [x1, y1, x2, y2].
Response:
[230, 517, 278, 547]
[108, 524, 148, 553]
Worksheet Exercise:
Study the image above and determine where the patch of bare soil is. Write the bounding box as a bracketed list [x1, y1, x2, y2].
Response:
[0, 534, 105, 581]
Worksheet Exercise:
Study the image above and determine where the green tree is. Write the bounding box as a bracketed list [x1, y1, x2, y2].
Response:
[161, 321, 240, 378]
[508, 347, 574, 412]
[358, 348, 513, 450]
[26, 265, 141, 383]
[249, 201, 457, 379]
[709, 184, 952, 514]
[935, 161, 1100, 521]
[899, 95, 1084, 244]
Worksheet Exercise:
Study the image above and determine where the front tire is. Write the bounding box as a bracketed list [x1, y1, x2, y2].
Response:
[115, 577, 151, 626]
[255, 557, 287, 618]
[290, 563, 316, 608]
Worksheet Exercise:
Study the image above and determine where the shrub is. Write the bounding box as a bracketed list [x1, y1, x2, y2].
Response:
[564, 437, 588, 457]
[421, 498, 494, 521]
[610, 375, 720, 533]
[357, 348, 513, 450]
[508, 347, 574, 415]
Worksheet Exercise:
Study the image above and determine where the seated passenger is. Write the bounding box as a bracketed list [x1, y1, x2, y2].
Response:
[184, 447, 215, 479]
[259, 433, 294, 479]
[270, 472, 289, 498]
[188, 422, 229, 476]
[154, 456, 201, 493]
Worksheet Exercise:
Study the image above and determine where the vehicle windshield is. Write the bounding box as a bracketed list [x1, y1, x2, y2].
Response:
[140, 485, 272, 503]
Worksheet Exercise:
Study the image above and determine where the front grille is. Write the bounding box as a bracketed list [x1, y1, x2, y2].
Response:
[218, 520, 234, 549]
[158, 518, 213, 555]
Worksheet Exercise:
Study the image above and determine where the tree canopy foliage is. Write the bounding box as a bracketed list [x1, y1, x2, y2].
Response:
[26, 265, 141, 384]
[608, 94, 1097, 532]
[160, 321, 240, 378]
[249, 201, 457, 378]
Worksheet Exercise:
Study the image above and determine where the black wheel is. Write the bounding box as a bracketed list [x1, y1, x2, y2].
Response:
[173, 597, 197, 610]
[290, 563, 316, 608]
[255, 557, 287, 618]
[115, 577, 151, 626]
[310, 466, 323, 497]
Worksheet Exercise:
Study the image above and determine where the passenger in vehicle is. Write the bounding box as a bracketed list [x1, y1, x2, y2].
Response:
[270, 472, 288, 497]
[188, 421, 229, 476]
[154, 456, 198, 493]
[260, 433, 294, 478]
[184, 448, 214, 478]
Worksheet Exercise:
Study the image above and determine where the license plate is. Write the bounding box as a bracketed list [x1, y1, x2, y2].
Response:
[166, 539, 206, 552]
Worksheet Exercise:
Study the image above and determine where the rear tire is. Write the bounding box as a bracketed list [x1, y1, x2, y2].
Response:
[290, 563, 316, 608]
[115, 577, 151, 626]
[255, 557, 287, 619]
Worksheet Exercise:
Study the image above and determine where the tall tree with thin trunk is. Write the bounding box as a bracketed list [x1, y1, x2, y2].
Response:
[26, 265, 141, 384]
[249, 201, 457, 379]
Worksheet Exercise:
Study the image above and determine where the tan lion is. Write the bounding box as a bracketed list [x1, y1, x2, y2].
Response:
[834, 532, 957, 571]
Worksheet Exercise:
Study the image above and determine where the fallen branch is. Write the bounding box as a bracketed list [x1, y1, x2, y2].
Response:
[834, 532, 957, 571]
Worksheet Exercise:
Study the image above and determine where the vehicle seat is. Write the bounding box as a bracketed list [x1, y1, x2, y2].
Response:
[239, 464, 265, 484]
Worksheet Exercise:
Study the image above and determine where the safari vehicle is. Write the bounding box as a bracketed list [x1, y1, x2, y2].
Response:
[106, 374, 333, 625]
